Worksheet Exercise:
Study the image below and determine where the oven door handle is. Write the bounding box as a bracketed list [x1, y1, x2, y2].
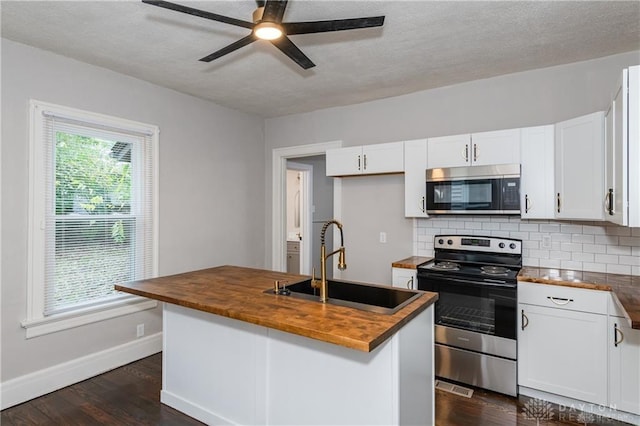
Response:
[425, 275, 517, 289]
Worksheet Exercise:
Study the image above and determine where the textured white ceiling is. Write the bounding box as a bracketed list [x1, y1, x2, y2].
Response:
[2, 1, 639, 117]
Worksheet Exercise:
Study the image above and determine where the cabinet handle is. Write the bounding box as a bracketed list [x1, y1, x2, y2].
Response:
[521, 310, 529, 331]
[463, 145, 469, 162]
[473, 143, 478, 162]
[357, 155, 361, 171]
[363, 154, 367, 170]
[614, 323, 625, 347]
[525, 195, 531, 213]
[606, 188, 615, 215]
[407, 276, 414, 290]
[420, 196, 426, 213]
[556, 193, 561, 213]
[547, 296, 573, 305]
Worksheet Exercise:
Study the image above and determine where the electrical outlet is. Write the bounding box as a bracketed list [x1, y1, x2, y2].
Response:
[379, 232, 387, 243]
[136, 324, 144, 338]
[542, 235, 552, 249]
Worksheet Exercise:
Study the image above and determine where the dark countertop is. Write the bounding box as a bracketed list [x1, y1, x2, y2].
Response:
[115, 265, 438, 352]
[518, 267, 640, 330]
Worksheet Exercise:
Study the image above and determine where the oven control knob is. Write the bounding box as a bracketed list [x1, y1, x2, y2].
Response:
[499, 242, 505, 248]
[438, 238, 444, 245]
[447, 239, 453, 245]
[509, 243, 517, 249]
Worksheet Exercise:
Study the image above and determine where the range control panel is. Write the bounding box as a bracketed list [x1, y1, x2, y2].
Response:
[434, 235, 522, 255]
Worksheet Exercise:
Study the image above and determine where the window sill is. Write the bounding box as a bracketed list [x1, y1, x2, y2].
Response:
[21, 296, 158, 339]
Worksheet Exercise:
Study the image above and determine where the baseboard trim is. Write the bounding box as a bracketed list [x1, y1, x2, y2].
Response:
[0, 332, 162, 410]
[161, 390, 236, 425]
[519, 386, 640, 425]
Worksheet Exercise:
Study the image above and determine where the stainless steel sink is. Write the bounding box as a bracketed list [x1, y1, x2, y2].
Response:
[266, 279, 423, 315]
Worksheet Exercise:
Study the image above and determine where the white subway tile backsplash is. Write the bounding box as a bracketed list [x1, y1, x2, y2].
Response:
[595, 254, 619, 264]
[607, 264, 632, 275]
[606, 245, 632, 255]
[619, 236, 640, 246]
[571, 234, 595, 244]
[540, 224, 561, 233]
[414, 217, 640, 276]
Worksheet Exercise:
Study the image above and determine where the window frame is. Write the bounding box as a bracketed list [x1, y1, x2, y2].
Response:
[24, 100, 159, 338]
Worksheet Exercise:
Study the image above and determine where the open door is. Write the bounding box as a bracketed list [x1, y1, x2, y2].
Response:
[286, 162, 312, 274]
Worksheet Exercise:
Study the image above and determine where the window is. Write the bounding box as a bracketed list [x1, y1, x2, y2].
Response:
[24, 100, 158, 338]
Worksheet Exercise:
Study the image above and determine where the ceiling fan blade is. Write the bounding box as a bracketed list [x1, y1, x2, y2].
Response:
[283, 16, 385, 35]
[142, 0, 254, 29]
[255, 0, 266, 7]
[199, 34, 257, 62]
[262, 0, 288, 23]
[270, 36, 315, 69]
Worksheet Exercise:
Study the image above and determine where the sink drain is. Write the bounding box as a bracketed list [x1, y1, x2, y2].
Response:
[435, 379, 474, 398]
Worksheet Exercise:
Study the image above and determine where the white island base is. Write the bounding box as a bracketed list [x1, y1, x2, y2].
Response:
[161, 303, 435, 425]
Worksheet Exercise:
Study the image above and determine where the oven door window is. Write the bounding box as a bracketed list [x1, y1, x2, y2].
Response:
[427, 178, 501, 211]
[421, 276, 516, 339]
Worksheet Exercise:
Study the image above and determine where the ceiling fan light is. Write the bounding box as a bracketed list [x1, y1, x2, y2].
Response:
[254, 22, 283, 40]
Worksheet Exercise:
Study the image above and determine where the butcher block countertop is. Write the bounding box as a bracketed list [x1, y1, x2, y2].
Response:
[392, 256, 433, 269]
[115, 265, 438, 352]
[518, 267, 640, 330]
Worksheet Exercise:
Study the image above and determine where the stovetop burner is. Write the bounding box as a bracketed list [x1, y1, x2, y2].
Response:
[480, 265, 511, 276]
[431, 261, 461, 271]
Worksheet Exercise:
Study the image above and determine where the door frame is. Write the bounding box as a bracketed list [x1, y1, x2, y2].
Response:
[286, 161, 312, 274]
[271, 141, 342, 273]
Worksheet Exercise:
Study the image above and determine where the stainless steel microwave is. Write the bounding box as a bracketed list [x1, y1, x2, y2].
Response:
[426, 164, 521, 214]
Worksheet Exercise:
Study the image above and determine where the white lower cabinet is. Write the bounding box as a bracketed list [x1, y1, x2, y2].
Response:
[392, 267, 416, 290]
[518, 282, 608, 406]
[609, 315, 640, 415]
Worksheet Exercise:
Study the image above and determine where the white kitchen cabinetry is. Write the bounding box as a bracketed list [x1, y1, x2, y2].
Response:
[403, 139, 428, 217]
[520, 126, 555, 219]
[426, 129, 520, 169]
[392, 267, 416, 290]
[326, 142, 403, 176]
[604, 65, 640, 227]
[518, 282, 608, 406]
[609, 298, 640, 415]
[554, 111, 605, 220]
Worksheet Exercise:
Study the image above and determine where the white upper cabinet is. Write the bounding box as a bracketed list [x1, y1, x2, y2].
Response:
[554, 111, 605, 220]
[520, 126, 555, 219]
[427, 129, 520, 169]
[403, 139, 428, 217]
[326, 142, 404, 176]
[605, 65, 640, 227]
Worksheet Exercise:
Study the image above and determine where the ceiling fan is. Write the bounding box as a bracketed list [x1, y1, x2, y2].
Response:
[141, 0, 385, 69]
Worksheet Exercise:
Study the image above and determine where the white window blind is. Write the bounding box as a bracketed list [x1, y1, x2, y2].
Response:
[39, 109, 156, 316]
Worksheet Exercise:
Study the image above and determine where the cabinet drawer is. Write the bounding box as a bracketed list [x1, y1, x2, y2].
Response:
[518, 281, 608, 314]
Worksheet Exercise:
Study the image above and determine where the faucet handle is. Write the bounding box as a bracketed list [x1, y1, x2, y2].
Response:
[311, 267, 320, 288]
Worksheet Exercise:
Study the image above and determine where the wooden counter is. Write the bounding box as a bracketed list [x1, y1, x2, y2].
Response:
[115, 265, 438, 352]
[518, 267, 640, 329]
[392, 256, 432, 269]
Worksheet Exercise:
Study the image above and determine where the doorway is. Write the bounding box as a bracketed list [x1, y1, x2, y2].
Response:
[271, 141, 342, 275]
[285, 162, 312, 274]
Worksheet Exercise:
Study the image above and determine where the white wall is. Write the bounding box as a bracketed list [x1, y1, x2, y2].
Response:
[1, 38, 265, 388]
[265, 51, 640, 283]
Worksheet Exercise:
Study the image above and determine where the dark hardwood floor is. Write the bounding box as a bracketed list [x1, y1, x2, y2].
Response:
[1, 353, 634, 425]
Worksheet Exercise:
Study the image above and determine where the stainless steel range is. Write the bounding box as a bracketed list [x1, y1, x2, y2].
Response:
[417, 235, 522, 396]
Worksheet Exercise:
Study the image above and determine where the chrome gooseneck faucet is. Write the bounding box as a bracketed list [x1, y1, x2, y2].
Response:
[312, 220, 347, 303]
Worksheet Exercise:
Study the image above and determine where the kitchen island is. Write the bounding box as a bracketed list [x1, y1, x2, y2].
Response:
[116, 265, 438, 425]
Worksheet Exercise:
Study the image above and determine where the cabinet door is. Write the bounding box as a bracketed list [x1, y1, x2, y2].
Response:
[404, 139, 428, 217]
[520, 126, 554, 219]
[554, 112, 605, 220]
[518, 303, 608, 405]
[471, 129, 521, 166]
[391, 268, 416, 290]
[426, 134, 471, 168]
[609, 317, 640, 415]
[362, 141, 404, 174]
[629, 66, 640, 227]
[605, 69, 628, 225]
[326, 146, 363, 176]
